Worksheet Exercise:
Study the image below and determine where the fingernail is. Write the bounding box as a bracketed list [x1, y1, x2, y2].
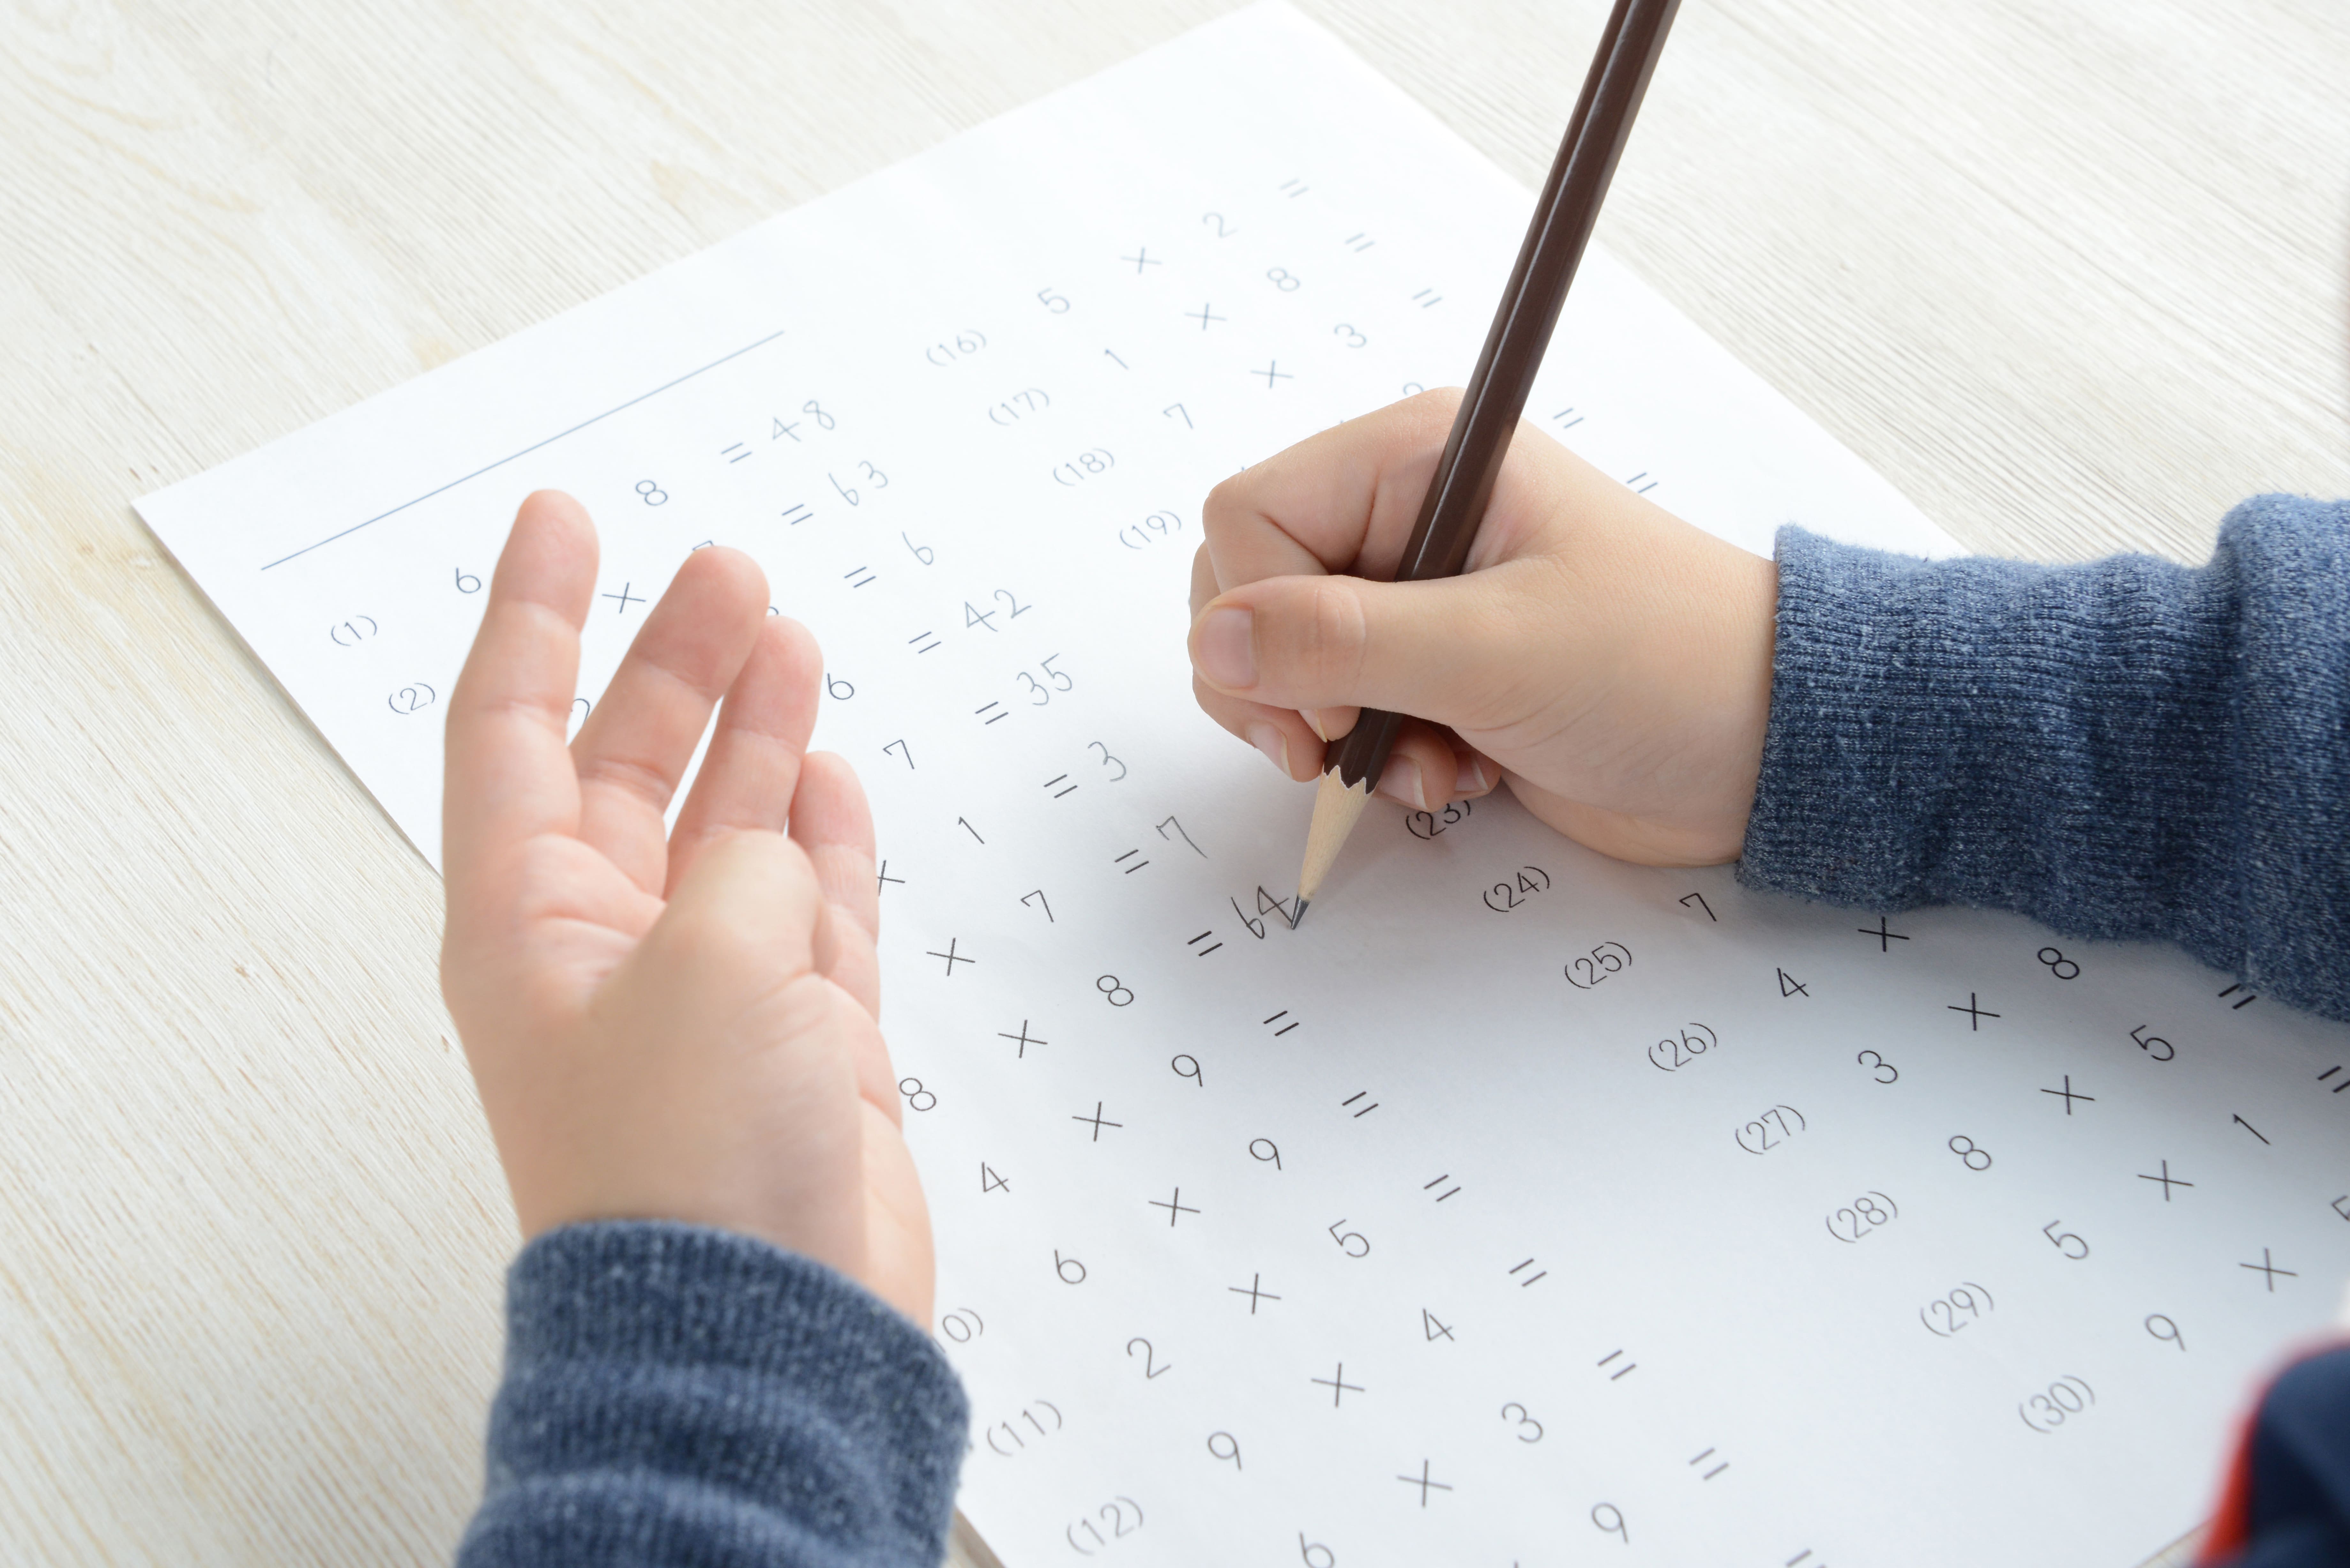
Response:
[1375, 757, 1428, 811]
[1455, 754, 1487, 793]
[1246, 722, 1290, 777]
[1199, 607, 1256, 689]
[1301, 708, 1330, 743]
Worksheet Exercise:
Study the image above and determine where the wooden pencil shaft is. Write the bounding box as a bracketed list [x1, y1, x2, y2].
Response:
[1325, 0, 1681, 789]
[1296, 769, 1374, 908]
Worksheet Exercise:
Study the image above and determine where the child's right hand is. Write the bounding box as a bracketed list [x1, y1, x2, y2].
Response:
[1187, 390, 1780, 867]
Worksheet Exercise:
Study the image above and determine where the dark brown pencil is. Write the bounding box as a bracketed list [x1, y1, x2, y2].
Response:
[1293, 0, 1683, 923]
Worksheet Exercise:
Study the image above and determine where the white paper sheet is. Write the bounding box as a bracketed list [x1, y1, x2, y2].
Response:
[138, 8, 2348, 1564]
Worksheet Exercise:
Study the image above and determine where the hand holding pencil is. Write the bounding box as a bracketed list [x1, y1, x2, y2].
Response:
[1186, 388, 1777, 874]
[1188, 0, 1754, 913]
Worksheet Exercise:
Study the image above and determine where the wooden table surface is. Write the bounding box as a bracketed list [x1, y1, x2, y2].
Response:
[4, 3, 2342, 1563]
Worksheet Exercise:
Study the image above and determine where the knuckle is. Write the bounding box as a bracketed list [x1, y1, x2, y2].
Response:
[1296, 578, 1368, 690]
[1201, 476, 1247, 544]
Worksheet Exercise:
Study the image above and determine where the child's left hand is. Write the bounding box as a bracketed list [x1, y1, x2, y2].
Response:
[439, 490, 933, 1324]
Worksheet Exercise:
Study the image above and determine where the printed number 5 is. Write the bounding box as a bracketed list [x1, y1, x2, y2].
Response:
[2042, 1219, 2090, 1260]
[1042, 653, 1073, 691]
[1326, 1219, 1369, 1258]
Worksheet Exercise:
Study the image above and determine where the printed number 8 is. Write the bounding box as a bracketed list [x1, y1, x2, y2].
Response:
[636, 479, 668, 506]
[2037, 946, 2081, 980]
[1265, 267, 1300, 292]
[899, 1077, 936, 1112]
[1948, 1134, 1992, 1171]
[1097, 975, 1134, 1007]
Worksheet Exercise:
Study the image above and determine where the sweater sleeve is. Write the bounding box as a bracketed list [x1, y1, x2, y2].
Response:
[1738, 494, 2349, 1022]
[457, 1221, 968, 1568]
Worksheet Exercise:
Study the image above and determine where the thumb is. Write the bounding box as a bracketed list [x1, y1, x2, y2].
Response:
[1187, 567, 1527, 730]
[630, 829, 830, 1020]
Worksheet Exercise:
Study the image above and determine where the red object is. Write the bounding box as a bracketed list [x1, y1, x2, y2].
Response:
[2195, 1336, 2350, 1565]
[2199, 1406, 2260, 1564]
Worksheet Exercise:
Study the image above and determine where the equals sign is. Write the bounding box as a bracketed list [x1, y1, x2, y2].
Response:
[908, 630, 942, 654]
[842, 564, 876, 588]
[1626, 471, 1659, 494]
[1412, 287, 1442, 309]
[781, 502, 813, 526]
[1688, 1447, 1728, 1481]
[1187, 930, 1223, 957]
[1340, 1089, 1377, 1116]
[1552, 406, 1585, 429]
[1264, 1010, 1300, 1037]
[974, 701, 1007, 726]
[1043, 774, 1077, 798]
[2320, 1067, 2350, 1094]
[1423, 1174, 1461, 1203]
[1114, 849, 1150, 874]
[1344, 231, 1376, 252]
[721, 442, 752, 464]
[1597, 1349, 1636, 1380]
[1508, 1257, 1547, 1287]
[1279, 177, 1310, 197]
[2220, 982, 2259, 1009]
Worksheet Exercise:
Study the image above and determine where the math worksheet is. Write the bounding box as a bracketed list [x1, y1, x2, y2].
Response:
[139, 7, 2348, 1565]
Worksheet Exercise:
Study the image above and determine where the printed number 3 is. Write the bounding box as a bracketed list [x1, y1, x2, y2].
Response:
[1857, 1050, 1898, 1084]
[1019, 655, 1075, 705]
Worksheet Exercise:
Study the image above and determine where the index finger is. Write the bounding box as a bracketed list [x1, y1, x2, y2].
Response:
[1202, 388, 1462, 594]
[442, 491, 596, 892]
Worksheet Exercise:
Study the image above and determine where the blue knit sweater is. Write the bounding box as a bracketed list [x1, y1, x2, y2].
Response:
[458, 495, 2349, 1567]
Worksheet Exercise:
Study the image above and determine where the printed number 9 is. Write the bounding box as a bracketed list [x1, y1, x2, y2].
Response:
[899, 1077, 936, 1112]
[1097, 975, 1134, 1007]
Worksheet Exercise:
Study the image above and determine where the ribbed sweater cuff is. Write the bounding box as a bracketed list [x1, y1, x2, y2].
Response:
[1736, 524, 2238, 931]
[462, 1221, 966, 1568]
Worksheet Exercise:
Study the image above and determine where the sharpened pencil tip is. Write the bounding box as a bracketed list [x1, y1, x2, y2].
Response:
[1290, 898, 1308, 929]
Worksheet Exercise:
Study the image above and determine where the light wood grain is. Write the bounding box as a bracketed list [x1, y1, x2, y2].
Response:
[2, 2, 2339, 1564]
